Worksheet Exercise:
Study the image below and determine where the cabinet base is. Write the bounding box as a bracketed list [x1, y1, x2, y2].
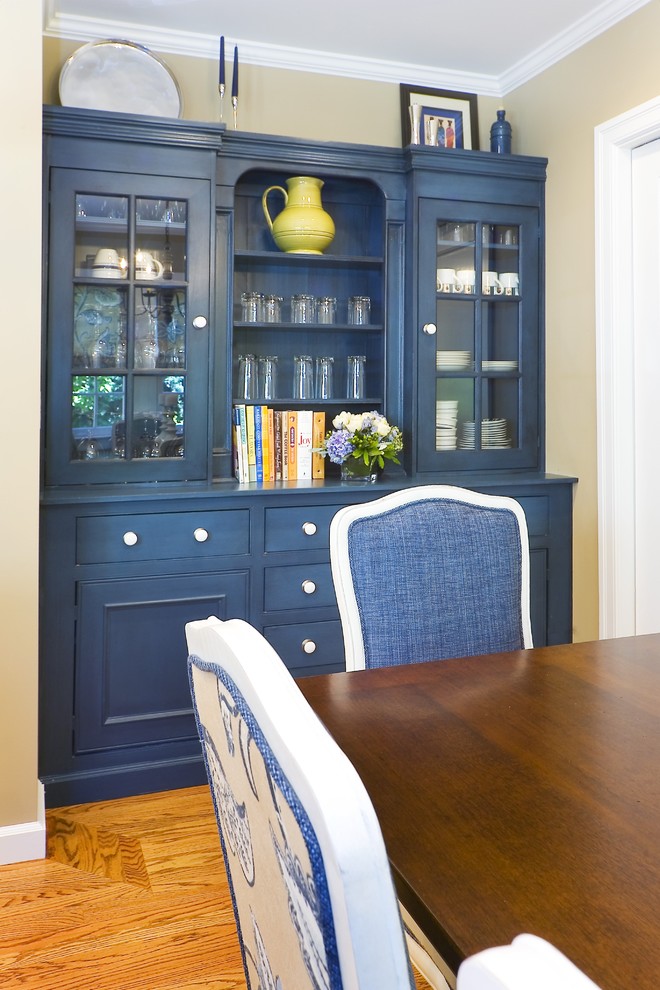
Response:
[41, 755, 207, 808]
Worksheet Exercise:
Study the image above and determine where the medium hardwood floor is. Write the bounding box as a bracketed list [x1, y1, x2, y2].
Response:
[0, 786, 431, 990]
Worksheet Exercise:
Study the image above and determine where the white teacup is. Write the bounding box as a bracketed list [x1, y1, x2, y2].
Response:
[482, 271, 502, 295]
[92, 247, 122, 278]
[135, 250, 164, 280]
[455, 269, 475, 293]
[499, 272, 520, 295]
[437, 268, 456, 293]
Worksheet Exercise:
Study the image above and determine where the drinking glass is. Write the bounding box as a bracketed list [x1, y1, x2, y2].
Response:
[347, 355, 366, 399]
[241, 292, 263, 323]
[317, 296, 337, 325]
[291, 294, 316, 324]
[237, 353, 257, 400]
[263, 294, 283, 323]
[348, 296, 371, 325]
[259, 355, 278, 399]
[315, 356, 334, 399]
[293, 355, 313, 399]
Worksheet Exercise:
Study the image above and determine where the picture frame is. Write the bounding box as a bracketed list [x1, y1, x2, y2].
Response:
[400, 84, 479, 150]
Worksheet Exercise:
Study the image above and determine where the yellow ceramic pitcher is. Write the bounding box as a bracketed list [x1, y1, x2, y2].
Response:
[262, 175, 335, 254]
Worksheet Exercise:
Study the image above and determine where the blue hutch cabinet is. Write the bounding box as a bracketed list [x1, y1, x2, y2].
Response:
[40, 106, 574, 805]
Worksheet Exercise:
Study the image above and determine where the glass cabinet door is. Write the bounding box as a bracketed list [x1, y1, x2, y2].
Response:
[416, 201, 540, 473]
[46, 170, 210, 483]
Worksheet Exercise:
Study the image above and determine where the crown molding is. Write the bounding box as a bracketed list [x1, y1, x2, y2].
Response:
[42, 11, 503, 96]
[43, 0, 652, 100]
[500, 0, 652, 94]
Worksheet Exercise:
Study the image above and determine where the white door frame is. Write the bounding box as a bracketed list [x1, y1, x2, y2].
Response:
[595, 95, 660, 638]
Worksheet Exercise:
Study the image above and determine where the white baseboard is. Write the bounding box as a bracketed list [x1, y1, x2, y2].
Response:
[0, 780, 46, 865]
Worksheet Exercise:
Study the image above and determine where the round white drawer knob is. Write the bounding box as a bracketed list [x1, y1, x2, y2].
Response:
[302, 521, 317, 536]
[192, 315, 208, 329]
[301, 580, 317, 595]
[302, 639, 317, 654]
[422, 322, 437, 335]
[193, 527, 209, 543]
[123, 531, 139, 547]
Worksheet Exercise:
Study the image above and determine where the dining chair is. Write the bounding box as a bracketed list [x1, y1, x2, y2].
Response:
[329, 484, 533, 671]
[457, 933, 602, 990]
[186, 615, 449, 990]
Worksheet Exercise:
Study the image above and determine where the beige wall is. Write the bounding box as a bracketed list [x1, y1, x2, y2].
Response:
[0, 3, 42, 831]
[504, 0, 660, 641]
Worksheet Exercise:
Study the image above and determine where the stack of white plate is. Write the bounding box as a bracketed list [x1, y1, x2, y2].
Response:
[437, 350, 472, 371]
[436, 400, 459, 450]
[482, 359, 519, 372]
[459, 418, 511, 449]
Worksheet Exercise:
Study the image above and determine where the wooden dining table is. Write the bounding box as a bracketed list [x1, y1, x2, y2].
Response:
[297, 634, 660, 990]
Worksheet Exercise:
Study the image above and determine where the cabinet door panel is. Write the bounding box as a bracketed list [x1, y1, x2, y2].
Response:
[46, 168, 211, 484]
[415, 200, 541, 474]
[75, 571, 249, 752]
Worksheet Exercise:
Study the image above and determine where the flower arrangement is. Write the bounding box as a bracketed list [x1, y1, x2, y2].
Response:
[320, 410, 403, 472]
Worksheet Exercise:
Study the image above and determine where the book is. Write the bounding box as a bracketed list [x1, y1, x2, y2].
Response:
[254, 405, 264, 483]
[274, 410, 283, 481]
[267, 408, 275, 482]
[312, 411, 326, 479]
[281, 411, 289, 480]
[287, 411, 298, 480]
[259, 405, 271, 483]
[234, 404, 248, 483]
[246, 405, 256, 482]
[232, 405, 240, 480]
[296, 409, 313, 480]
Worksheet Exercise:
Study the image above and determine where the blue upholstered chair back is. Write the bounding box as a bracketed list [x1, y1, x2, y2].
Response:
[330, 485, 533, 670]
[186, 616, 416, 990]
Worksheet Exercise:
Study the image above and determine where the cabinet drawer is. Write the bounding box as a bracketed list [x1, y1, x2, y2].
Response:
[264, 562, 336, 611]
[264, 505, 344, 552]
[263, 620, 344, 676]
[76, 510, 250, 564]
[515, 497, 549, 538]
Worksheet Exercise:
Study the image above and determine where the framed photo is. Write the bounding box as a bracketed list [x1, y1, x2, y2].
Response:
[400, 84, 479, 150]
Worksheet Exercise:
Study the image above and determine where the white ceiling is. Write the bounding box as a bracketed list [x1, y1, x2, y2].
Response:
[44, 0, 652, 96]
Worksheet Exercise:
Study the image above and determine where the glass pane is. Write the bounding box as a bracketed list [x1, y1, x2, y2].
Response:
[480, 378, 518, 449]
[71, 374, 126, 460]
[480, 302, 520, 369]
[135, 198, 187, 281]
[436, 378, 474, 452]
[436, 299, 474, 363]
[132, 375, 185, 458]
[75, 194, 129, 278]
[134, 287, 186, 369]
[483, 225, 520, 295]
[436, 221, 476, 295]
[73, 285, 128, 369]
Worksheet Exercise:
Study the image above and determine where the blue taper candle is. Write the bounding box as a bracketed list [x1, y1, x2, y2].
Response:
[219, 36, 225, 85]
[232, 45, 239, 98]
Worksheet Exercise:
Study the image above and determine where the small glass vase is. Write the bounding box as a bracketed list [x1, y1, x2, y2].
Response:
[340, 457, 380, 484]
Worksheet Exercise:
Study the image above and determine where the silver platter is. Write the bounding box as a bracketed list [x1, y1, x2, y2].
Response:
[59, 39, 182, 118]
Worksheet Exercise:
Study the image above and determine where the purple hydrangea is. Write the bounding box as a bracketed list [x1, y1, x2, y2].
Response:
[325, 429, 355, 464]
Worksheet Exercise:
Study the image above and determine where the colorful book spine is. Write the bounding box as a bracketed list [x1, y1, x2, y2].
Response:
[287, 411, 297, 480]
[254, 405, 264, 482]
[246, 405, 256, 482]
[296, 409, 313, 480]
[281, 411, 289, 480]
[274, 410, 283, 481]
[312, 411, 326, 479]
[267, 407, 275, 482]
[238, 405, 248, 482]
